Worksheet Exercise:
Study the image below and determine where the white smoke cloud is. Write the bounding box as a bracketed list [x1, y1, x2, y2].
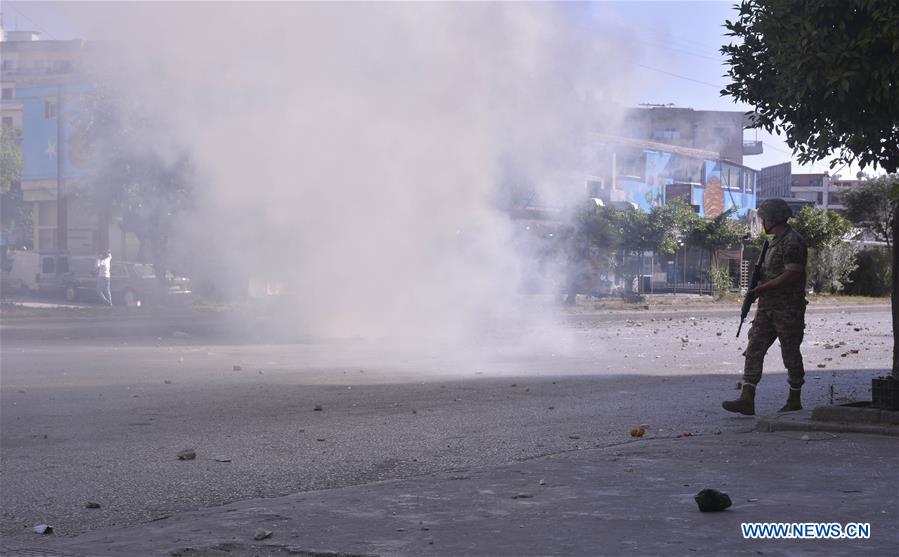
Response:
[69, 2, 637, 345]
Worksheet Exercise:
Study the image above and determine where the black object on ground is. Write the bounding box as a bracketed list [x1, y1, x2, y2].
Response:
[694, 488, 732, 512]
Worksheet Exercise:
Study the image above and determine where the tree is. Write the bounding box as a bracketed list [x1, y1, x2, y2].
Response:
[0, 125, 31, 248]
[790, 206, 852, 251]
[843, 174, 897, 249]
[723, 0, 899, 377]
[685, 207, 745, 296]
[809, 242, 860, 294]
[722, 0, 899, 172]
[71, 85, 193, 283]
[789, 206, 853, 293]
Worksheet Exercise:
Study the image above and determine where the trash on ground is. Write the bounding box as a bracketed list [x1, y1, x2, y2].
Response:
[253, 529, 273, 541]
[694, 489, 732, 512]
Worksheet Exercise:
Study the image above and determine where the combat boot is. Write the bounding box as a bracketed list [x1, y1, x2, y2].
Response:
[722, 384, 755, 415]
[778, 388, 802, 412]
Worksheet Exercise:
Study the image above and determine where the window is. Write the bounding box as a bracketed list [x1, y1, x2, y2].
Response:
[1, 88, 13, 100]
[42, 257, 55, 274]
[111, 263, 128, 278]
[2, 117, 12, 129]
[44, 100, 57, 119]
[817, 192, 823, 204]
[653, 128, 680, 140]
[57, 257, 69, 274]
[132, 264, 155, 278]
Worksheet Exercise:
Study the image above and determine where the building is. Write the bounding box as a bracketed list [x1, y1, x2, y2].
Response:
[758, 162, 791, 200]
[587, 135, 758, 220]
[621, 105, 761, 166]
[789, 173, 857, 211]
[0, 27, 114, 255]
[826, 177, 860, 211]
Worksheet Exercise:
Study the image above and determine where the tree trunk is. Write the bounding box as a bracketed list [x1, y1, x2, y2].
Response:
[892, 203, 898, 378]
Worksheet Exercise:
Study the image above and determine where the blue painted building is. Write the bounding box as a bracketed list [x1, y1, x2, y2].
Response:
[588, 136, 758, 220]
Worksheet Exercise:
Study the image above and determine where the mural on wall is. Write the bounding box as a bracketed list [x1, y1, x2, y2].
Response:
[703, 175, 724, 219]
[702, 161, 755, 218]
[18, 83, 86, 181]
[607, 146, 757, 220]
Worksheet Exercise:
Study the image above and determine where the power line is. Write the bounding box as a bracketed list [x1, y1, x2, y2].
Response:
[631, 37, 722, 62]
[4, 4, 57, 40]
[761, 142, 794, 156]
[634, 64, 722, 89]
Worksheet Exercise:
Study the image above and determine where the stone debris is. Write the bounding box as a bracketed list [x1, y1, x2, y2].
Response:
[85, 501, 101, 509]
[313, 405, 323, 411]
[694, 489, 732, 512]
[177, 449, 197, 460]
[253, 528, 273, 541]
[33, 524, 53, 534]
[511, 493, 534, 499]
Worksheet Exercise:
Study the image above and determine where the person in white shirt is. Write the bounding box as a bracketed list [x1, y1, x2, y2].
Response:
[96, 250, 112, 306]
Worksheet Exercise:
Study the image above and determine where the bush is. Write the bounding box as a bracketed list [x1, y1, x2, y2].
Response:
[709, 266, 733, 299]
[808, 243, 859, 294]
[845, 247, 892, 297]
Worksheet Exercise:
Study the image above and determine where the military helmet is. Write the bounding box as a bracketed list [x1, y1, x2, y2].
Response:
[757, 198, 792, 224]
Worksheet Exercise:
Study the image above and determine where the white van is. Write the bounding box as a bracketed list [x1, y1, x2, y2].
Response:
[3, 249, 42, 292]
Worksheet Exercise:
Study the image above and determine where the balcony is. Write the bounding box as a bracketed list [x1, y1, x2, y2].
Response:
[742, 141, 763, 155]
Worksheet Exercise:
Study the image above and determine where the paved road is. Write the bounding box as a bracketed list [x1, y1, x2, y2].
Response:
[1, 301, 892, 554]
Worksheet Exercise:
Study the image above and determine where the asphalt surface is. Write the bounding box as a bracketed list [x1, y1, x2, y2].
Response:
[0, 299, 894, 555]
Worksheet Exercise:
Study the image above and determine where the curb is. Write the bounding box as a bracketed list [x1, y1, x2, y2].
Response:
[756, 406, 899, 436]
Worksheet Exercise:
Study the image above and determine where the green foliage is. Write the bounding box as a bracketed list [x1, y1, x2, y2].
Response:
[0, 126, 30, 246]
[0, 125, 22, 195]
[709, 265, 733, 298]
[685, 207, 745, 265]
[610, 201, 697, 256]
[809, 242, 860, 294]
[722, 0, 899, 172]
[846, 247, 892, 296]
[790, 205, 852, 250]
[842, 174, 897, 247]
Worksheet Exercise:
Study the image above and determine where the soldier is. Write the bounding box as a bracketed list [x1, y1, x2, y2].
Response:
[723, 198, 807, 415]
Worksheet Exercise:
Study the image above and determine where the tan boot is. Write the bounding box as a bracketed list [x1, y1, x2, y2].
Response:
[778, 388, 802, 412]
[722, 384, 756, 415]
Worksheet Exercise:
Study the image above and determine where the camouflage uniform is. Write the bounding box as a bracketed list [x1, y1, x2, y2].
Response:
[742, 224, 808, 389]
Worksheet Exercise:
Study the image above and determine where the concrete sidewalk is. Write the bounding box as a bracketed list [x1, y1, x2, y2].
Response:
[3, 429, 896, 557]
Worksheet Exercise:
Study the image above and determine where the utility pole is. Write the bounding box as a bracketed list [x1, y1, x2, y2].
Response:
[56, 83, 67, 251]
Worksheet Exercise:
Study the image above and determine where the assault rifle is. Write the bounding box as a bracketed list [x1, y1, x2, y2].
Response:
[737, 239, 769, 337]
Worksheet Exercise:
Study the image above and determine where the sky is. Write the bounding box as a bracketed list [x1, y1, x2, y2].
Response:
[0, 0, 865, 178]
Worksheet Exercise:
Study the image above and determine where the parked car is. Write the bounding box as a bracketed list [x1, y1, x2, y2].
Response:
[68, 261, 192, 306]
[1, 250, 73, 295]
